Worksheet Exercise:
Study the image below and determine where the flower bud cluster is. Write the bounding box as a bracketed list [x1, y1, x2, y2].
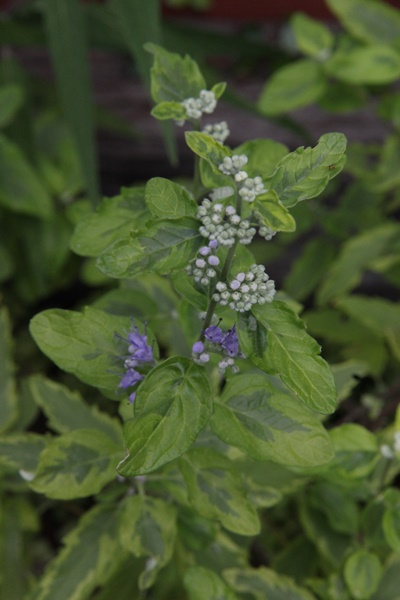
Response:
[117, 322, 154, 403]
[218, 154, 267, 203]
[192, 324, 242, 374]
[181, 89, 217, 120]
[185, 239, 220, 286]
[202, 121, 230, 144]
[197, 199, 257, 247]
[213, 264, 276, 312]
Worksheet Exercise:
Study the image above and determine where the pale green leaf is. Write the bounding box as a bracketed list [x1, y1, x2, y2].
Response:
[0, 433, 47, 474]
[327, 424, 378, 482]
[291, 13, 334, 59]
[237, 302, 337, 414]
[184, 566, 238, 600]
[224, 566, 317, 600]
[151, 101, 186, 120]
[254, 190, 296, 232]
[31, 428, 123, 499]
[179, 448, 260, 535]
[211, 374, 334, 467]
[344, 551, 382, 600]
[28, 375, 122, 444]
[185, 131, 230, 174]
[258, 59, 326, 116]
[325, 45, 400, 85]
[268, 132, 347, 208]
[118, 357, 212, 476]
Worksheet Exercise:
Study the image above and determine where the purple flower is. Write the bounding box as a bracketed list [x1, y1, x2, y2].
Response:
[221, 325, 239, 357]
[192, 341, 205, 354]
[204, 325, 224, 343]
[127, 326, 153, 363]
[119, 368, 143, 390]
[129, 392, 137, 403]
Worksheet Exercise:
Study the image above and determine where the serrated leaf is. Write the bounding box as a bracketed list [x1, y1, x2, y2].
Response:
[291, 13, 334, 59]
[29, 307, 139, 395]
[344, 551, 382, 600]
[258, 59, 326, 116]
[33, 503, 123, 600]
[325, 45, 400, 85]
[145, 177, 197, 219]
[254, 190, 296, 232]
[185, 131, 230, 174]
[211, 374, 333, 467]
[97, 217, 202, 279]
[179, 448, 260, 535]
[0, 307, 17, 433]
[224, 566, 317, 600]
[146, 43, 206, 103]
[267, 132, 347, 208]
[151, 101, 186, 120]
[0, 84, 23, 128]
[31, 428, 123, 499]
[317, 223, 400, 304]
[28, 375, 122, 444]
[184, 566, 238, 600]
[0, 134, 53, 218]
[119, 495, 177, 590]
[326, 0, 400, 47]
[118, 357, 212, 476]
[237, 302, 337, 414]
[70, 186, 149, 257]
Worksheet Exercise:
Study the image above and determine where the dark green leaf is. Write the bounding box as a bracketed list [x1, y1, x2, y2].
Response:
[237, 302, 337, 414]
[118, 357, 212, 476]
[145, 177, 197, 219]
[97, 217, 202, 279]
[0, 84, 23, 128]
[234, 138, 288, 178]
[0, 307, 17, 433]
[344, 551, 382, 600]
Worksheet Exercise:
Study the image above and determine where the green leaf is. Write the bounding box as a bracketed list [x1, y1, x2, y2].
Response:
[258, 59, 326, 116]
[184, 566, 238, 600]
[344, 551, 382, 600]
[185, 131, 230, 174]
[317, 224, 400, 304]
[119, 495, 177, 590]
[237, 302, 337, 414]
[284, 238, 336, 302]
[0, 433, 48, 475]
[291, 13, 334, 59]
[335, 296, 400, 361]
[325, 45, 400, 85]
[97, 217, 202, 279]
[145, 177, 197, 219]
[44, 0, 99, 205]
[118, 357, 212, 476]
[146, 42, 206, 103]
[331, 361, 369, 402]
[0, 307, 17, 433]
[179, 448, 260, 535]
[31, 428, 123, 499]
[308, 481, 359, 535]
[32, 503, 123, 600]
[29, 307, 138, 395]
[28, 375, 122, 444]
[224, 566, 317, 600]
[70, 187, 149, 257]
[371, 557, 400, 600]
[325, 0, 400, 47]
[0, 84, 23, 128]
[234, 138, 288, 178]
[382, 489, 400, 552]
[171, 270, 208, 311]
[151, 100, 186, 120]
[327, 424, 378, 482]
[267, 132, 347, 208]
[211, 374, 333, 467]
[254, 190, 296, 232]
[211, 81, 226, 99]
[0, 134, 53, 218]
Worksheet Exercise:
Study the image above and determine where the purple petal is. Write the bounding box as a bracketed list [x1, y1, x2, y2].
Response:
[204, 325, 224, 343]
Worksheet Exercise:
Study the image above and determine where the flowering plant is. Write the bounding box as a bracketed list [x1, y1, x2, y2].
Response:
[1, 33, 400, 599]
